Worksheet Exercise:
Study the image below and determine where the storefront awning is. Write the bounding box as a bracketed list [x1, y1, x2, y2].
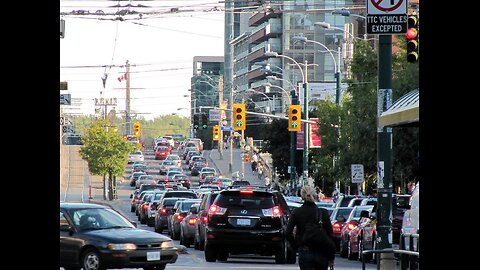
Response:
[378, 89, 419, 128]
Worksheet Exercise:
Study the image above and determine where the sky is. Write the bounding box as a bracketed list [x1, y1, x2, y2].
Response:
[60, 0, 225, 120]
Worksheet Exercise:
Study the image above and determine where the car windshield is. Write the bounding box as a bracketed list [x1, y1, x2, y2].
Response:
[215, 191, 275, 209]
[69, 208, 134, 231]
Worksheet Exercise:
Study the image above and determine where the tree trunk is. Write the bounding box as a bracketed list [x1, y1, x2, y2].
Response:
[108, 171, 114, 201]
[103, 174, 107, 200]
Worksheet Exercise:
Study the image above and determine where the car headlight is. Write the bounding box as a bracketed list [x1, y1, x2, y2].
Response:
[107, 243, 137, 250]
[161, 240, 174, 249]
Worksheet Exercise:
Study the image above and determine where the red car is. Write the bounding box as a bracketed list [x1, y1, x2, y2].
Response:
[155, 146, 171, 160]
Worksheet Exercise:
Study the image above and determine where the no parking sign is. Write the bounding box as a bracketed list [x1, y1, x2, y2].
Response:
[366, 0, 408, 34]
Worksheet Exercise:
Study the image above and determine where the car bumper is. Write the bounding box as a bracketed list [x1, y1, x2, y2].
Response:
[98, 247, 178, 268]
[205, 227, 284, 251]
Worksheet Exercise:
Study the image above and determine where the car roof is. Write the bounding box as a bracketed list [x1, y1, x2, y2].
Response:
[60, 202, 109, 210]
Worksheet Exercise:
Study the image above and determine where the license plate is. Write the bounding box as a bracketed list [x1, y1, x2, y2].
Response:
[147, 251, 161, 261]
[237, 218, 251, 226]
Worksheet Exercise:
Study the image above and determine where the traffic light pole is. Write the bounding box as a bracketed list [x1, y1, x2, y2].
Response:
[376, 34, 393, 269]
[302, 61, 309, 185]
[290, 90, 298, 193]
[218, 77, 224, 160]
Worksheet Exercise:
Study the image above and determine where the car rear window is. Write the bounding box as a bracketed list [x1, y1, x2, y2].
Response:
[215, 191, 275, 209]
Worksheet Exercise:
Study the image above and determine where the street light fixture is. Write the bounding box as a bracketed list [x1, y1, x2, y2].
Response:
[265, 51, 310, 190]
[332, 9, 366, 20]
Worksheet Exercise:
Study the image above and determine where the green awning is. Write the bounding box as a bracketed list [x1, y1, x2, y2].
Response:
[378, 89, 419, 128]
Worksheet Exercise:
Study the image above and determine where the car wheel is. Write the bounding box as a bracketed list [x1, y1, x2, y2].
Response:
[204, 241, 217, 262]
[199, 233, 205, 251]
[275, 239, 287, 264]
[217, 250, 228, 262]
[339, 236, 348, 258]
[193, 234, 200, 250]
[347, 237, 357, 260]
[130, 205, 135, 212]
[81, 248, 104, 270]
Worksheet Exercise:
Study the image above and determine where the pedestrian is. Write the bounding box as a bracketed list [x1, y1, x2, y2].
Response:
[257, 163, 263, 180]
[286, 185, 335, 270]
[251, 160, 257, 175]
[264, 175, 271, 188]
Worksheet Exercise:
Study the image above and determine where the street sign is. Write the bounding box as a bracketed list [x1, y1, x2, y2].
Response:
[366, 0, 408, 34]
[221, 126, 233, 131]
[60, 94, 71, 105]
[351, 164, 364, 183]
[209, 109, 221, 121]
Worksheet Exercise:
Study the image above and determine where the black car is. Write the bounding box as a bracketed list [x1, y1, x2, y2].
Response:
[204, 187, 296, 264]
[60, 202, 177, 270]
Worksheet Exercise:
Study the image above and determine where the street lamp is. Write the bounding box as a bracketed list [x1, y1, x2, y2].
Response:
[265, 51, 310, 191]
[292, 36, 341, 104]
[263, 83, 292, 111]
[331, 9, 366, 20]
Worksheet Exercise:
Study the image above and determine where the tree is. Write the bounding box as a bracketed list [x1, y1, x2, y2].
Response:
[260, 118, 302, 185]
[79, 119, 134, 200]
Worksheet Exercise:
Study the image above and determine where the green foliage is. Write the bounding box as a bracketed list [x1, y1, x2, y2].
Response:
[261, 118, 299, 181]
[79, 119, 135, 177]
[311, 38, 419, 195]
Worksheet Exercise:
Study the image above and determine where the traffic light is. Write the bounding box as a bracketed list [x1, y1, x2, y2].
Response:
[133, 122, 141, 137]
[233, 103, 246, 131]
[406, 13, 419, 63]
[288, 105, 301, 132]
[212, 125, 220, 141]
[201, 114, 208, 129]
[193, 114, 199, 130]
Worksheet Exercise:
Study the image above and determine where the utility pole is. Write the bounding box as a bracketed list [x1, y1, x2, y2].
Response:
[302, 60, 309, 185]
[218, 76, 224, 160]
[125, 60, 131, 136]
[376, 34, 394, 268]
[229, 86, 234, 174]
[225, 0, 234, 174]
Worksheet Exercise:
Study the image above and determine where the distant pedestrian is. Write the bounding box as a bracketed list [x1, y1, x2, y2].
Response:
[264, 176, 271, 188]
[257, 163, 263, 179]
[251, 161, 257, 174]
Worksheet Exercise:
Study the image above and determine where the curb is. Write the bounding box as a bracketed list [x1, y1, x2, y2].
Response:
[207, 150, 223, 176]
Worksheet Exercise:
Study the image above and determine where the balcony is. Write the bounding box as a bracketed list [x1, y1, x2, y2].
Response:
[249, 8, 282, 27]
[248, 18, 282, 44]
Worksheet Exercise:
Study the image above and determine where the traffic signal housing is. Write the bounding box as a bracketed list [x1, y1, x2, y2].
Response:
[212, 125, 220, 141]
[193, 114, 199, 130]
[133, 122, 141, 137]
[406, 14, 419, 63]
[233, 103, 246, 131]
[201, 114, 208, 129]
[288, 105, 301, 132]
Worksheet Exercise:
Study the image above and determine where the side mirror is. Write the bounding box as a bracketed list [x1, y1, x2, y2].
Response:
[190, 206, 198, 214]
[336, 215, 346, 223]
[130, 194, 134, 198]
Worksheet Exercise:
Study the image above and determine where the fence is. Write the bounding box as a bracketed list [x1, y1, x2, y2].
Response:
[361, 233, 419, 270]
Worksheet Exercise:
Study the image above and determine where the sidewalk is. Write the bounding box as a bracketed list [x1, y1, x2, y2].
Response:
[206, 148, 263, 186]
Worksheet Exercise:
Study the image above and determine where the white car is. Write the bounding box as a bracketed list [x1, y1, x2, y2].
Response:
[128, 151, 144, 164]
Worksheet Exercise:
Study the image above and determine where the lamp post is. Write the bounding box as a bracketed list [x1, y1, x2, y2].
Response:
[263, 83, 292, 112]
[265, 51, 308, 191]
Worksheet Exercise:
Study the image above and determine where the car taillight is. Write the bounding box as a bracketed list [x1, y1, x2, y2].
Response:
[208, 204, 227, 215]
[262, 206, 282, 217]
[143, 204, 148, 210]
[188, 217, 197, 225]
[347, 222, 357, 230]
[333, 222, 342, 234]
[240, 189, 254, 194]
[161, 208, 167, 214]
[176, 214, 184, 221]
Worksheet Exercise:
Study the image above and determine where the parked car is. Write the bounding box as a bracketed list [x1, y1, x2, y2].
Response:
[339, 205, 374, 258]
[60, 202, 177, 270]
[203, 187, 295, 264]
